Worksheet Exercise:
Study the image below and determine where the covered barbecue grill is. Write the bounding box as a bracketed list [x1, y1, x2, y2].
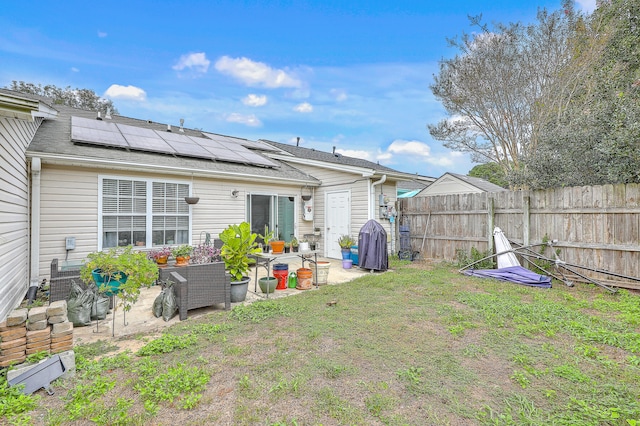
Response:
[358, 220, 388, 271]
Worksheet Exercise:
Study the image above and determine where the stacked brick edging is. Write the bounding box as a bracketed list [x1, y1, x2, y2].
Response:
[0, 301, 74, 367]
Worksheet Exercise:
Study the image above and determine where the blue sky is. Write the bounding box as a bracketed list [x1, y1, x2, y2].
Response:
[0, 0, 596, 178]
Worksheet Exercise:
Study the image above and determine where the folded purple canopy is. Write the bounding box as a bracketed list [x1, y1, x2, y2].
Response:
[463, 265, 552, 288]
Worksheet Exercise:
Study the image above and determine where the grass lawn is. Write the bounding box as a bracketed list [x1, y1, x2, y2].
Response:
[2, 259, 640, 425]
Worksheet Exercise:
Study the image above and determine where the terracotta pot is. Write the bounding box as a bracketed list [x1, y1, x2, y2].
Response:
[270, 240, 285, 254]
[175, 255, 190, 266]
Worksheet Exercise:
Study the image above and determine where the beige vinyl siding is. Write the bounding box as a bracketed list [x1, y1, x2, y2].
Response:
[39, 166, 100, 277]
[190, 178, 301, 243]
[373, 181, 397, 252]
[38, 165, 303, 278]
[0, 116, 41, 320]
[289, 164, 371, 253]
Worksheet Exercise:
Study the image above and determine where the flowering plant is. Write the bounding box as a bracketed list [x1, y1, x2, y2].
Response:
[190, 244, 221, 264]
[147, 246, 172, 260]
[171, 244, 194, 258]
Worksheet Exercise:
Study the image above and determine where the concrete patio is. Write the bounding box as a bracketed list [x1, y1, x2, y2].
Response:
[72, 257, 370, 346]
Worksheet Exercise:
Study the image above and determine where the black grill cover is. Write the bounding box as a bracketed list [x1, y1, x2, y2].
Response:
[358, 220, 388, 271]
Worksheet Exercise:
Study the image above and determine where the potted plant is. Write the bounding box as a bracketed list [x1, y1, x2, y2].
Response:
[338, 235, 354, 260]
[220, 222, 261, 302]
[258, 225, 275, 253]
[190, 244, 221, 264]
[299, 238, 310, 252]
[171, 244, 193, 266]
[291, 236, 299, 252]
[283, 241, 291, 253]
[147, 246, 172, 266]
[80, 245, 159, 312]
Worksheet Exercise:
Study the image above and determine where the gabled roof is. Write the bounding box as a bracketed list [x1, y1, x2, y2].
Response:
[7, 89, 319, 185]
[417, 172, 506, 196]
[447, 173, 506, 192]
[261, 139, 428, 180]
[0, 91, 58, 121]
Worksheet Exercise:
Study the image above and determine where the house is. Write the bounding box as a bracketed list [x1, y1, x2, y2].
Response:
[397, 175, 435, 198]
[0, 88, 422, 320]
[0, 91, 57, 320]
[262, 141, 416, 258]
[416, 172, 507, 197]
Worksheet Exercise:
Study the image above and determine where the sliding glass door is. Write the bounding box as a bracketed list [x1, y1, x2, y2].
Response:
[247, 194, 295, 243]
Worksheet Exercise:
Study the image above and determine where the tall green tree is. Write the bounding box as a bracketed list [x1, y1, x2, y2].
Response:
[524, 0, 640, 188]
[468, 163, 508, 188]
[8, 81, 118, 116]
[428, 1, 578, 185]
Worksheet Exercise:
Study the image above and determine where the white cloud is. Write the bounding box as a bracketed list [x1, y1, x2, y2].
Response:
[215, 56, 302, 88]
[70, 67, 79, 72]
[97, 31, 107, 38]
[104, 84, 147, 101]
[378, 139, 463, 168]
[330, 88, 348, 102]
[336, 149, 372, 161]
[242, 94, 268, 107]
[294, 102, 313, 113]
[173, 52, 210, 74]
[575, 0, 597, 13]
[387, 139, 432, 157]
[225, 113, 262, 127]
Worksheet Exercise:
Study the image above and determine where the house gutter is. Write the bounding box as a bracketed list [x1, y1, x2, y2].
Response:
[30, 157, 41, 289]
[370, 174, 387, 220]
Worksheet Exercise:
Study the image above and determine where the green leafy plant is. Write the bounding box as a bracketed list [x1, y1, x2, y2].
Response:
[80, 245, 159, 311]
[219, 222, 261, 281]
[290, 236, 299, 248]
[338, 234, 354, 249]
[171, 244, 193, 258]
[258, 225, 275, 245]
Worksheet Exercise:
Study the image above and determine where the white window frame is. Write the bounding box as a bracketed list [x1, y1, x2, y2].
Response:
[98, 175, 192, 250]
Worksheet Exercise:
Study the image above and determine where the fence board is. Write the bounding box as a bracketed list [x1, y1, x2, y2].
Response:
[400, 183, 640, 290]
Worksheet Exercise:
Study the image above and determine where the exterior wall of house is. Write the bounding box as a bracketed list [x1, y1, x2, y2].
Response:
[0, 116, 42, 320]
[290, 164, 371, 254]
[37, 165, 303, 278]
[418, 176, 481, 196]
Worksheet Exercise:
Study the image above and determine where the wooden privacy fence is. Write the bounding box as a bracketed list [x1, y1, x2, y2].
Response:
[398, 183, 640, 290]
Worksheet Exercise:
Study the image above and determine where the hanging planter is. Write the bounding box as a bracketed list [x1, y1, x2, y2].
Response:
[301, 185, 312, 201]
[184, 196, 199, 205]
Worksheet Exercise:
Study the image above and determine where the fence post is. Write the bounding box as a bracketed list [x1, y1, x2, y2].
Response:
[523, 193, 530, 246]
[488, 195, 495, 252]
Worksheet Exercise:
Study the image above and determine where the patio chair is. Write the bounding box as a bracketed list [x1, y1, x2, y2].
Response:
[158, 261, 231, 320]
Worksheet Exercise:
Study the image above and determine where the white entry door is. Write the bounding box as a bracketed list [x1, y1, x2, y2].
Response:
[326, 190, 351, 259]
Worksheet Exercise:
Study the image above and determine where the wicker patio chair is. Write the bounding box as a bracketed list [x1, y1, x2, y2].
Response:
[159, 261, 231, 320]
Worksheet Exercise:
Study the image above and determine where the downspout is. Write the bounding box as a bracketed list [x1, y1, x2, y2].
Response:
[30, 157, 41, 289]
[370, 174, 386, 220]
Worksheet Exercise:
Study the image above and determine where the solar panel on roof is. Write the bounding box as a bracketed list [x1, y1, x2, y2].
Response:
[124, 134, 176, 154]
[116, 123, 158, 137]
[70, 115, 278, 168]
[202, 132, 279, 152]
[164, 141, 215, 159]
[235, 151, 278, 167]
[202, 147, 248, 163]
[157, 130, 193, 143]
[71, 116, 128, 148]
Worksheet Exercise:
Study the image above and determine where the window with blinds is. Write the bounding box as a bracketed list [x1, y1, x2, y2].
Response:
[101, 178, 190, 249]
